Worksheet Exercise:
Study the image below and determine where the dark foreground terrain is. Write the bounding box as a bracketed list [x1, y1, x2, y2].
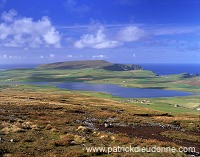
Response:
[0, 87, 199, 157]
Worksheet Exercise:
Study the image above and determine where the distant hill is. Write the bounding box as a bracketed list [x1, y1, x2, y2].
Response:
[38, 60, 111, 69]
[37, 60, 143, 71]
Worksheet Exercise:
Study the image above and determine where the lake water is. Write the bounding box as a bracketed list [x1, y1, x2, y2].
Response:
[28, 82, 192, 98]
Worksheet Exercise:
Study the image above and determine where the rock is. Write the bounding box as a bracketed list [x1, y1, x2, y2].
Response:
[104, 122, 112, 128]
[174, 104, 180, 108]
[180, 129, 185, 132]
[116, 109, 124, 114]
[22, 124, 31, 129]
[10, 139, 16, 142]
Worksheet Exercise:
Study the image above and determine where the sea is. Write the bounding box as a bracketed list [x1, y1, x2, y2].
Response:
[140, 64, 200, 75]
[0, 64, 38, 70]
[0, 63, 200, 75]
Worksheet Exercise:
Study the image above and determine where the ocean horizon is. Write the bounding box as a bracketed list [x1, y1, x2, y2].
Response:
[0, 64, 39, 70]
[140, 63, 200, 75]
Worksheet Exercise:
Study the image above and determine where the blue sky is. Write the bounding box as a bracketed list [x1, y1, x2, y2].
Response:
[0, 0, 199, 64]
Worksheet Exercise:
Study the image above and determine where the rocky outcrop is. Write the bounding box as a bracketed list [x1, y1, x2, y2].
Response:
[103, 64, 142, 71]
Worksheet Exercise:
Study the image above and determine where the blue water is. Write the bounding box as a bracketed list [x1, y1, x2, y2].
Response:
[0, 64, 38, 70]
[23, 82, 192, 98]
[140, 64, 200, 75]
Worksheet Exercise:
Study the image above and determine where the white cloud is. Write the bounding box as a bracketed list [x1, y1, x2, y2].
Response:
[43, 27, 61, 47]
[0, 54, 22, 60]
[153, 26, 200, 35]
[74, 26, 120, 49]
[1, 9, 17, 22]
[118, 26, 146, 42]
[92, 54, 108, 59]
[67, 54, 73, 58]
[0, 10, 61, 48]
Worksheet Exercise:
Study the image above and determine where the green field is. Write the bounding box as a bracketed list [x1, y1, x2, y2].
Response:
[1, 67, 199, 114]
[0, 66, 200, 157]
[1, 68, 199, 91]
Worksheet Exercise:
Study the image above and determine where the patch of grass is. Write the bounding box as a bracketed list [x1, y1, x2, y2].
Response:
[179, 120, 200, 131]
[161, 131, 200, 142]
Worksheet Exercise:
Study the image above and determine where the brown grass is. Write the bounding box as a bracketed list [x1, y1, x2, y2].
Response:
[0, 88, 199, 156]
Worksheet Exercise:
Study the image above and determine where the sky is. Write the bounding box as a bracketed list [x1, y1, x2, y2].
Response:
[0, 0, 199, 64]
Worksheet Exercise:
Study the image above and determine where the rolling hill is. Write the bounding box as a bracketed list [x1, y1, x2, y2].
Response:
[37, 60, 143, 71]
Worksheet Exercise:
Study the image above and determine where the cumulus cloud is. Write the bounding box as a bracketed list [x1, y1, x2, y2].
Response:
[74, 26, 120, 49]
[0, 10, 61, 48]
[1, 9, 17, 21]
[118, 26, 146, 42]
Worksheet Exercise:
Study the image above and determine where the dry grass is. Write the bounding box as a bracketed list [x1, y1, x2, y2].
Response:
[161, 131, 200, 143]
[0, 88, 199, 156]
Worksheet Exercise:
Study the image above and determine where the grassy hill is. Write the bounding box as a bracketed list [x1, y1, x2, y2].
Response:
[37, 60, 143, 71]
